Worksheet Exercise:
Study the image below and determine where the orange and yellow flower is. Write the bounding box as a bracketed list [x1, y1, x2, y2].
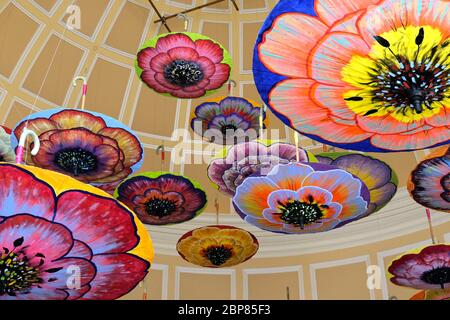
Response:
[177, 226, 258, 268]
[255, 0, 450, 151]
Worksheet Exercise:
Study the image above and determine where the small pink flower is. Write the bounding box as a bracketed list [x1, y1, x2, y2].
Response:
[137, 33, 231, 99]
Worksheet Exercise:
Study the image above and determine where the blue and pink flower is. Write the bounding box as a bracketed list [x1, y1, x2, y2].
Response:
[191, 97, 265, 145]
[233, 162, 370, 234]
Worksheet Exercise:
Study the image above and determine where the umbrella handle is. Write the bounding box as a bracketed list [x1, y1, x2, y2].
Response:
[73, 76, 88, 110]
[16, 128, 40, 164]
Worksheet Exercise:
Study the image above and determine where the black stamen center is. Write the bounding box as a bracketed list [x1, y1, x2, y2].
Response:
[221, 124, 238, 135]
[421, 267, 450, 289]
[204, 246, 233, 266]
[278, 200, 324, 229]
[164, 60, 204, 87]
[145, 198, 177, 218]
[54, 148, 98, 176]
[0, 239, 44, 296]
[355, 29, 450, 116]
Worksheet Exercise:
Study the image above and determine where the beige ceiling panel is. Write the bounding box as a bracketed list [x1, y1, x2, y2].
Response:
[178, 272, 232, 299]
[247, 270, 301, 300]
[140, 145, 173, 172]
[84, 57, 131, 118]
[203, 0, 229, 10]
[200, 21, 231, 53]
[240, 21, 262, 72]
[4, 100, 37, 129]
[31, 0, 59, 12]
[132, 86, 180, 138]
[105, 1, 149, 55]
[241, 0, 267, 10]
[120, 269, 165, 300]
[0, 3, 40, 79]
[183, 156, 232, 214]
[22, 35, 84, 106]
[314, 260, 372, 300]
[64, 0, 111, 38]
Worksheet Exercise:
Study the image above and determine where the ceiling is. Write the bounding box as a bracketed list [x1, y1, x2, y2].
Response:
[0, 0, 449, 258]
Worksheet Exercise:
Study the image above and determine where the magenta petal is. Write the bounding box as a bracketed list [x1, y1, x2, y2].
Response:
[137, 47, 159, 69]
[195, 39, 224, 63]
[205, 63, 230, 90]
[54, 191, 139, 255]
[0, 214, 73, 261]
[65, 240, 93, 260]
[80, 253, 149, 300]
[40, 257, 96, 289]
[150, 52, 172, 72]
[156, 33, 195, 52]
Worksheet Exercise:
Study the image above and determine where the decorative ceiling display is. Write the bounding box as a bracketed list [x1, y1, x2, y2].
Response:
[410, 288, 450, 300]
[11, 109, 144, 192]
[0, 126, 15, 163]
[191, 96, 265, 145]
[233, 162, 370, 234]
[388, 244, 450, 290]
[253, 0, 450, 152]
[408, 145, 450, 212]
[176, 225, 258, 268]
[316, 152, 398, 223]
[114, 172, 207, 225]
[208, 140, 313, 197]
[136, 32, 232, 99]
[0, 163, 153, 300]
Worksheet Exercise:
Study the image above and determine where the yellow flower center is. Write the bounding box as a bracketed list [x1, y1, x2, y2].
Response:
[342, 26, 450, 123]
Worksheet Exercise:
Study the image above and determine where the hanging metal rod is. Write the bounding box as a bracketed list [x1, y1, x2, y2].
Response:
[148, 0, 172, 32]
[153, 0, 239, 24]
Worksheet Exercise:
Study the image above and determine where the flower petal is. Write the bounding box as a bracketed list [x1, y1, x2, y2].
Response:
[79, 253, 149, 300]
[54, 191, 140, 255]
[0, 164, 55, 220]
[315, 0, 379, 26]
[155, 33, 195, 52]
[234, 177, 279, 218]
[195, 39, 224, 63]
[98, 127, 143, 168]
[259, 13, 328, 78]
[49, 110, 107, 133]
[266, 163, 315, 190]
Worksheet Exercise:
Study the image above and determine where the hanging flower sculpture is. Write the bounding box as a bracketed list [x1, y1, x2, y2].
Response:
[316, 152, 397, 223]
[411, 288, 450, 300]
[253, 0, 450, 152]
[408, 146, 450, 212]
[191, 96, 265, 145]
[177, 225, 258, 268]
[0, 164, 153, 300]
[136, 33, 232, 99]
[388, 244, 450, 290]
[12, 109, 144, 191]
[233, 162, 370, 234]
[208, 141, 313, 197]
[0, 126, 15, 162]
[114, 172, 207, 225]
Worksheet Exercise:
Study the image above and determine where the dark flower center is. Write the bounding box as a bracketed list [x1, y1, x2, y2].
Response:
[278, 200, 325, 229]
[0, 237, 44, 297]
[145, 198, 177, 218]
[164, 60, 204, 87]
[54, 148, 98, 176]
[204, 245, 233, 266]
[346, 28, 450, 116]
[421, 267, 450, 289]
[221, 124, 238, 135]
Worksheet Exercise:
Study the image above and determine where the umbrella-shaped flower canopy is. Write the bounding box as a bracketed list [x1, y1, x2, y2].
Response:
[191, 96, 266, 145]
[136, 32, 232, 99]
[410, 289, 450, 300]
[253, 0, 450, 152]
[176, 225, 258, 268]
[11, 109, 144, 192]
[388, 244, 450, 290]
[0, 126, 15, 163]
[208, 141, 313, 197]
[316, 152, 398, 222]
[233, 162, 370, 234]
[408, 146, 450, 212]
[0, 163, 153, 300]
[114, 172, 207, 225]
